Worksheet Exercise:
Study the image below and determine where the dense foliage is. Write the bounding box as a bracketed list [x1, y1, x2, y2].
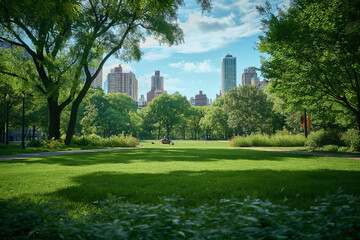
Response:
[223, 85, 274, 135]
[1, 191, 359, 239]
[257, 0, 360, 130]
[71, 134, 139, 147]
[25, 133, 140, 149]
[305, 129, 360, 152]
[230, 134, 305, 147]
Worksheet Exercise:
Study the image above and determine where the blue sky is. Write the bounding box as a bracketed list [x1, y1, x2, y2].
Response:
[103, 0, 289, 101]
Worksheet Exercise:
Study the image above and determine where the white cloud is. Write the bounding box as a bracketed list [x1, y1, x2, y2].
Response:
[140, 0, 263, 59]
[169, 60, 220, 73]
[142, 48, 172, 61]
[165, 77, 186, 92]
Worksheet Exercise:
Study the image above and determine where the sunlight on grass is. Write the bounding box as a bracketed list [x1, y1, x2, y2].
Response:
[1, 140, 359, 212]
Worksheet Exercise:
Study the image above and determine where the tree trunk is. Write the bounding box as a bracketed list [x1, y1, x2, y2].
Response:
[65, 83, 92, 145]
[32, 125, 36, 139]
[0, 125, 4, 144]
[166, 125, 170, 139]
[47, 98, 61, 140]
[356, 112, 360, 131]
[158, 125, 161, 140]
[148, 127, 152, 139]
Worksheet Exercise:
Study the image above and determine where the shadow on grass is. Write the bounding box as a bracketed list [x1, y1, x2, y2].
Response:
[43, 169, 360, 208]
[3, 148, 316, 166]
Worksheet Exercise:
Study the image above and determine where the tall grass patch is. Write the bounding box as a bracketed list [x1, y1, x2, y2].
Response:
[71, 134, 139, 147]
[230, 134, 305, 147]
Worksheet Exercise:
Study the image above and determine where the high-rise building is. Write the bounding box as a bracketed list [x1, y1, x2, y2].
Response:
[107, 64, 138, 101]
[242, 67, 257, 86]
[147, 70, 166, 103]
[221, 54, 237, 94]
[138, 95, 146, 106]
[151, 70, 164, 90]
[195, 90, 207, 106]
[90, 67, 103, 89]
[190, 97, 195, 106]
[104, 78, 108, 94]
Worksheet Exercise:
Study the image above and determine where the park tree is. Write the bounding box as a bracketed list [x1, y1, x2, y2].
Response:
[138, 106, 156, 139]
[148, 93, 191, 139]
[128, 111, 142, 138]
[223, 85, 273, 135]
[99, 93, 136, 137]
[200, 105, 230, 139]
[80, 103, 98, 135]
[0, 59, 48, 141]
[257, 0, 360, 130]
[188, 106, 205, 140]
[0, 0, 211, 145]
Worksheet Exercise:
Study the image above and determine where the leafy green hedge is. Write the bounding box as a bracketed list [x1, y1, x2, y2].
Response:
[1, 191, 359, 239]
[24, 134, 140, 149]
[230, 134, 305, 147]
[71, 134, 139, 147]
[305, 129, 360, 152]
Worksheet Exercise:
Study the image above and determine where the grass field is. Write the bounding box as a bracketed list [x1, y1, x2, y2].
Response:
[1, 140, 360, 212]
[0, 144, 116, 155]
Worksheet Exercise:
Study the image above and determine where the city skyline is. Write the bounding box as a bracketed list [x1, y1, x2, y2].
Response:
[100, 0, 289, 100]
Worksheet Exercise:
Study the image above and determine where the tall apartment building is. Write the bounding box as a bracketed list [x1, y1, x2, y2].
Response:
[147, 70, 166, 103]
[107, 64, 138, 102]
[138, 95, 146, 106]
[89, 67, 103, 89]
[242, 67, 257, 86]
[221, 54, 237, 94]
[195, 91, 207, 106]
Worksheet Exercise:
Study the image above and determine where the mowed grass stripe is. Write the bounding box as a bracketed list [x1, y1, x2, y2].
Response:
[1, 141, 359, 211]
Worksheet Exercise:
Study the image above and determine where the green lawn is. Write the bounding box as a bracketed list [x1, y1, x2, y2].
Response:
[0, 144, 116, 155]
[1, 140, 360, 212]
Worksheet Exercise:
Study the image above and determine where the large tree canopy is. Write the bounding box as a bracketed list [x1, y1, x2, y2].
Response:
[148, 93, 191, 139]
[257, 0, 360, 129]
[0, 0, 211, 144]
[223, 85, 274, 135]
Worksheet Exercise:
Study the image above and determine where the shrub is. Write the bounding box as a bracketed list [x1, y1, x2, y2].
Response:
[71, 134, 139, 148]
[230, 136, 251, 147]
[26, 138, 45, 148]
[322, 145, 339, 152]
[72, 135, 92, 146]
[275, 128, 291, 135]
[341, 129, 360, 152]
[230, 134, 305, 147]
[338, 146, 349, 153]
[305, 129, 343, 150]
[46, 138, 65, 149]
[0, 143, 7, 149]
[1, 191, 359, 239]
[272, 134, 305, 147]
